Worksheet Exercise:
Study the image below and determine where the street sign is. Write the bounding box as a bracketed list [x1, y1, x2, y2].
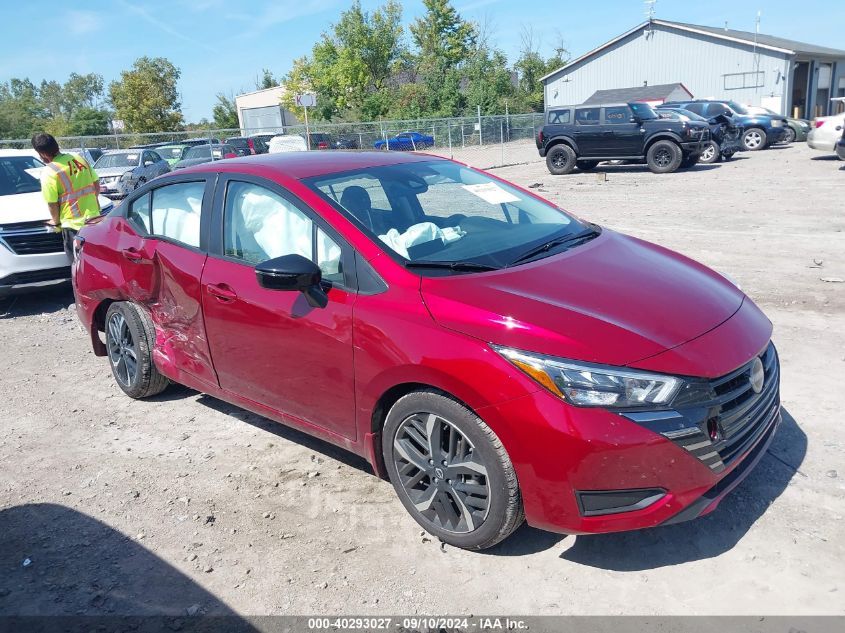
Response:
[295, 93, 316, 107]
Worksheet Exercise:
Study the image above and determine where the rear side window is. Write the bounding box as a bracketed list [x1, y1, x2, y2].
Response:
[575, 107, 600, 125]
[150, 182, 205, 247]
[547, 109, 570, 124]
[604, 106, 631, 124]
[684, 103, 705, 115]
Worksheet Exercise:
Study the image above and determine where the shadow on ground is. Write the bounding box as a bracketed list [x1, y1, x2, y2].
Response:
[590, 164, 722, 174]
[0, 503, 257, 629]
[0, 284, 74, 319]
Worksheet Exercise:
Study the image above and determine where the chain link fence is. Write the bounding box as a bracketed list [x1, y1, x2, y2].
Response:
[0, 113, 545, 170]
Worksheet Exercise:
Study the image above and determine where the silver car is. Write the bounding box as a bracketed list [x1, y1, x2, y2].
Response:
[93, 149, 170, 198]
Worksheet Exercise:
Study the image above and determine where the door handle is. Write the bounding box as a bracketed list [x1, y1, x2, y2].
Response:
[121, 247, 150, 263]
[207, 283, 238, 302]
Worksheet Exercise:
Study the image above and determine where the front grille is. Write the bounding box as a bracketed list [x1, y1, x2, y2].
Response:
[0, 266, 70, 286]
[0, 222, 64, 255]
[669, 343, 780, 473]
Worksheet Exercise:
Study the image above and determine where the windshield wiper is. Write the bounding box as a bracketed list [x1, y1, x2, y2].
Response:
[404, 260, 500, 272]
[507, 227, 600, 267]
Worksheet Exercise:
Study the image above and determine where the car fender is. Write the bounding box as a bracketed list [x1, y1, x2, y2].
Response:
[545, 135, 579, 154]
[644, 131, 684, 149]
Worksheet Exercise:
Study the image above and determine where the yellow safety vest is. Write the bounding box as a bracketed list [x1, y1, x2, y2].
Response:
[41, 153, 101, 230]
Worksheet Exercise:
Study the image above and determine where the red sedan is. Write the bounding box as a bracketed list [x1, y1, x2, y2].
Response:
[71, 151, 780, 550]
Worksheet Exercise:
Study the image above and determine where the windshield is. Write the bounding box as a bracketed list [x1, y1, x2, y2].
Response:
[0, 155, 44, 196]
[94, 152, 139, 169]
[184, 145, 225, 160]
[727, 101, 749, 115]
[663, 108, 708, 122]
[306, 160, 589, 270]
[158, 146, 187, 159]
[630, 102, 659, 120]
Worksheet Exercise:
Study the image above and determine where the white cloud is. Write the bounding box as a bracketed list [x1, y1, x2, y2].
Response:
[116, 0, 216, 52]
[225, 0, 341, 32]
[67, 10, 103, 35]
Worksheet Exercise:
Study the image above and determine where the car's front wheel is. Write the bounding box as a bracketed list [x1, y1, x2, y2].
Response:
[782, 126, 796, 144]
[646, 140, 683, 173]
[699, 140, 721, 164]
[105, 302, 169, 399]
[545, 144, 577, 175]
[742, 128, 767, 151]
[383, 390, 524, 550]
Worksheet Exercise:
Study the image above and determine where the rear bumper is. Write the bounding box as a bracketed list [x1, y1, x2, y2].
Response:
[836, 142, 845, 160]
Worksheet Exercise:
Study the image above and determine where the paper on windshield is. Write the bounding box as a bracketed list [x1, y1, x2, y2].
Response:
[126, 154, 138, 160]
[24, 168, 43, 179]
[462, 182, 520, 205]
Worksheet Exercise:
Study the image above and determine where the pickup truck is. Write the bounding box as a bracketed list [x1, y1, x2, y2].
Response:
[536, 101, 710, 175]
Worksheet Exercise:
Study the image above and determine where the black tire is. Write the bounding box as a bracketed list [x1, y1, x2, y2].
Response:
[782, 126, 796, 144]
[105, 302, 169, 399]
[699, 140, 722, 164]
[382, 390, 524, 550]
[646, 140, 683, 174]
[742, 127, 767, 151]
[576, 160, 599, 171]
[545, 144, 577, 175]
[679, 154, 700, 169]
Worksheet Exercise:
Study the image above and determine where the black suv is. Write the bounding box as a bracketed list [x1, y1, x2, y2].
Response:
[537, 102, 710, 175]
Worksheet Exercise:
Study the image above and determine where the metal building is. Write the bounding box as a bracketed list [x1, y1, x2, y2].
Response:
[235, 87, 299, 133]
[541, 20, 845, 118]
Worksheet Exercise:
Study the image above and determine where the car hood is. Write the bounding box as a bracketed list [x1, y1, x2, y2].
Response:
[0, 191, 113, 224]
[96, 166, 135, 178]
[420, 229, 746, 368]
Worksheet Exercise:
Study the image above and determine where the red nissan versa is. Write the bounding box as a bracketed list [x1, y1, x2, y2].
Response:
[71, 152, 780, 550]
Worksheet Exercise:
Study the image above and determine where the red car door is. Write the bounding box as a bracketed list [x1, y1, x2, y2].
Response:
[200, 176, 357, 440]
[117, 178, 218, 389]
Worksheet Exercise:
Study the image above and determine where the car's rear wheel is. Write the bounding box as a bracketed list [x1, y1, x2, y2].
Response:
[646, 140, 682, 173]
[545, 144, 577, 175]
[383, 390, 524, 550]
[782, 127, 796, 144]
[742, 128, 767, 151]
[699, 141, 721, 164]
[576, 160, 599, 171]
[105, 302, 168, 399]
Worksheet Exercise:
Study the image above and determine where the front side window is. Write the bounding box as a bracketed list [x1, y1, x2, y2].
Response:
[574, 107, 600, 125]
[604, 106, 631, 124]
[307, 161, 591, 271]
[629, 102, 659, 120]
[683, 103, 705, 115]
[223, 181, 343, 283]
[150, 182, 204, 247]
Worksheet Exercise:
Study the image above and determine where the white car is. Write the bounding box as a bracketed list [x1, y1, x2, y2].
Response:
[808, 112, 845, 156]
[0, 150, 113, 297]
[268, 134, 308, 153]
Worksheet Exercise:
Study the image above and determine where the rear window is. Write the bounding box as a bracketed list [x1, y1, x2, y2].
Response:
[547, 109, 570, 124]
[227, 138, 249, 148]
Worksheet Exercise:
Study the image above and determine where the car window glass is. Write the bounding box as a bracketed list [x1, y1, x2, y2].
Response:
[316, 227, 343, 283]
[575, 107, 600, 125]
[315, 175, 393, 218]
[547, 109, 570, 124]
[150, 182, 204, 247]
[128, 193, 151, 233]
[149, 152, 162, 162]
[604, 106, 630, 124]
[224, 181, 313, 266]
[684, 103, 705, 115]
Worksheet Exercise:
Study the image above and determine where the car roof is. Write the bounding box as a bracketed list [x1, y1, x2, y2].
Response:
[177, 150, 442, 180]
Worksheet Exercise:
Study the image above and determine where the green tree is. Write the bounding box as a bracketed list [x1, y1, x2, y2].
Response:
[410, 0, 476, 69]
[281, 1, 405, 121]
[212, 93, 239, 129]
[67, 107, 110, 136]
[464, 45, 515, 115]
[0, 78, 45, 138]
[255, 69, 277, 90]
[109, 57, 183, 133]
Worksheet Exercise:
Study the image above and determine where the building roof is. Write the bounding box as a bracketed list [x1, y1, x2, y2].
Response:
[583, 83, 693, 104]
[541, 19, 845, 83]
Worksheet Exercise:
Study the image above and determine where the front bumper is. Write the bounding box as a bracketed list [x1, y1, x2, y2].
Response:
[98, 179, 132, 199]
[0, 227, 70, 297]
[836, 142, 845, 160]
[479, 330, 778, 535]
[680, 138, 708, 154]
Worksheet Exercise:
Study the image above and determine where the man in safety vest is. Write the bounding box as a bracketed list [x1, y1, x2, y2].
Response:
[31, 133, 101, 260]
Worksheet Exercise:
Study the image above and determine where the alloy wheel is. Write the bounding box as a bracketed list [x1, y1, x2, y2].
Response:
[654, 147, 672, 168]
[745, 131, 763, 149]
[552, 153, 567, 168]
[393, 413, 490, 533]
[701, 143, 716, 162]
[107, 312, 138, 387]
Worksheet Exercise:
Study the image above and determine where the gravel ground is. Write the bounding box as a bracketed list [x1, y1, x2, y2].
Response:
[0, 143, 843, 618]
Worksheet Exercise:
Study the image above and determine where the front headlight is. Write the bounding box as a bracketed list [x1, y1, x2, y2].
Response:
[492, 345, 683, 408]
[119, 172, 132, 182]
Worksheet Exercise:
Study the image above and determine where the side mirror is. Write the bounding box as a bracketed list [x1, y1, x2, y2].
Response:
[255, 254, 328, 308]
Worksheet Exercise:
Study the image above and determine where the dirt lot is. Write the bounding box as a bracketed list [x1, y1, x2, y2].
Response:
[1, 143, 843, 618]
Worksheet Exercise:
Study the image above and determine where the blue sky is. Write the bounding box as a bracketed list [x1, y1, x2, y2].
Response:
[2, 0, 843, 121]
